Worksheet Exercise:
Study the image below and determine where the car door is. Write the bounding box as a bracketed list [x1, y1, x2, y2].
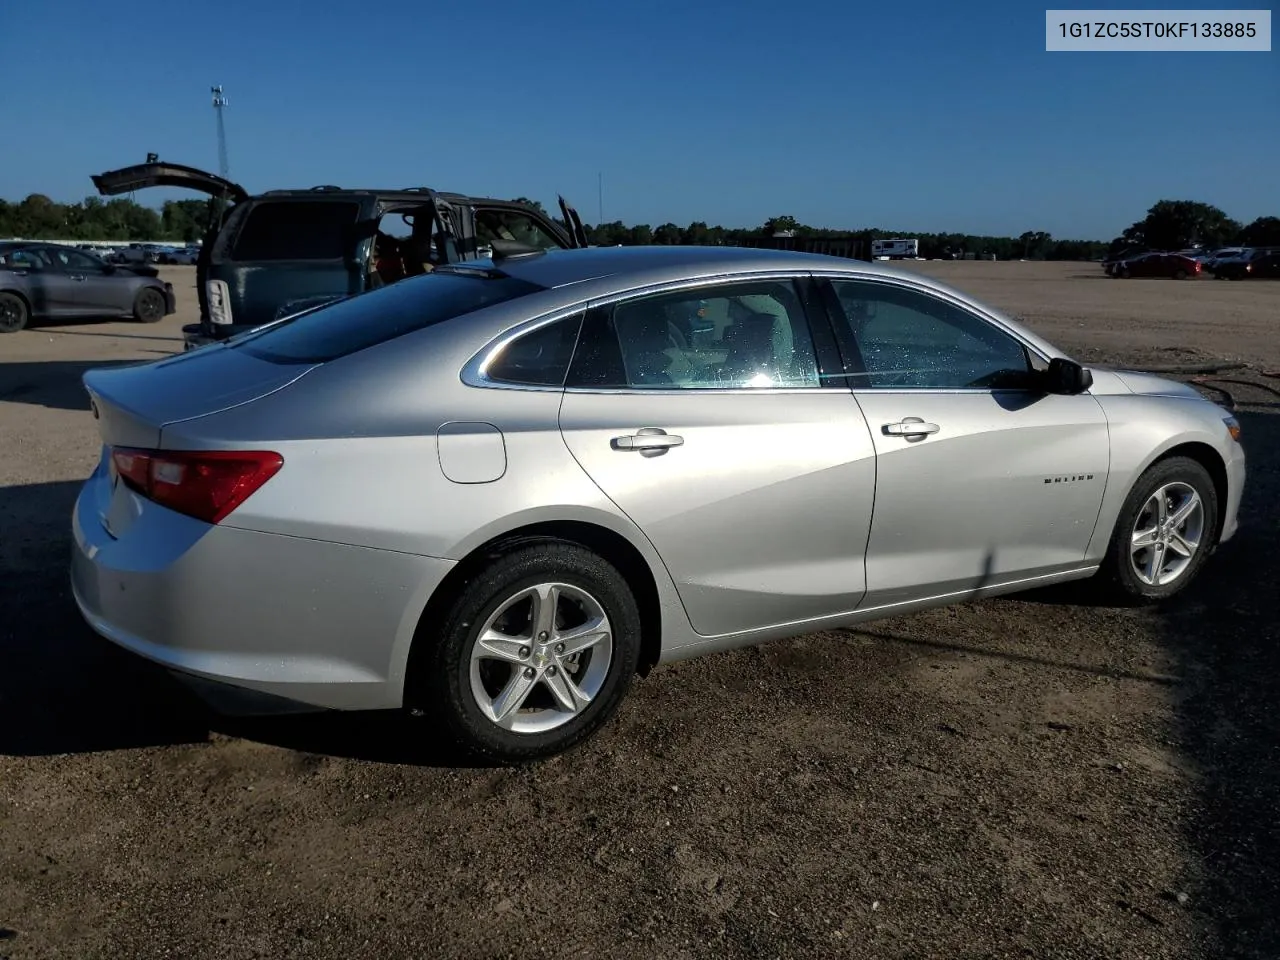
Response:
[47, 247, 131, 315]
[0, 246, 58, 316]
[819, 275, 1109, 609]
[557, 275, 877, 638]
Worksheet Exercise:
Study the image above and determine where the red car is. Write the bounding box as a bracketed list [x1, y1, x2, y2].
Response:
[1112, 251, 1201, 280]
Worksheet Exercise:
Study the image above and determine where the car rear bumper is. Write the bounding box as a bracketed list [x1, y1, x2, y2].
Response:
[70, 463, 455, 712]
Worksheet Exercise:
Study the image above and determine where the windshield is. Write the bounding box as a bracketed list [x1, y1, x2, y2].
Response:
[233, 270, 546, 364]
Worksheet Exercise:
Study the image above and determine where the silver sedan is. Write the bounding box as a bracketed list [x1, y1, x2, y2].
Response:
[71, 246, 1246, 761]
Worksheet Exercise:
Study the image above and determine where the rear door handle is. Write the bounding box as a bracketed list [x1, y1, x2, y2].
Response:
[883, 418, 940, 439]
[69, 275, 86, 281]
[611, 427, 684, 456]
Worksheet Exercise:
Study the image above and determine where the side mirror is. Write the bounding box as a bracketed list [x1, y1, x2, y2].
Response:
[1044, 357, 1093, 395]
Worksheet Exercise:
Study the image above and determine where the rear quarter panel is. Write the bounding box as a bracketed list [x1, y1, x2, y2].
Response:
[158, 310, 699, 651]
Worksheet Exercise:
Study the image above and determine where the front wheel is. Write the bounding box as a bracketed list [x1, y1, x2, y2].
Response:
[1097, 456, 1219, 604]
[133, 287, 166, 323]
[413, 542, 643, 763]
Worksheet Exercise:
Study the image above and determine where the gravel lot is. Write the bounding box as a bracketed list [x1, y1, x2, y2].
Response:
[1, 262, 1277, 959]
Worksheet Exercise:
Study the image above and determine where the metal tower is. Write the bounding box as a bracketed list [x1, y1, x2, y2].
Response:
[211, 85, 230, 180]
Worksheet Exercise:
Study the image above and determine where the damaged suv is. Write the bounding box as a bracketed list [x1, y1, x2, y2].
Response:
[92, 161, 589, 350]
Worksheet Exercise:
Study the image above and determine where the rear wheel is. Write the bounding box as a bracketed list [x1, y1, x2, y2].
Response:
[0, 292, 28, 333]
[413, 542, 642, 763]
[1173, 268, 1188, 280]
[1097, 456, 1219, 604]
[133, 288, 165, 323]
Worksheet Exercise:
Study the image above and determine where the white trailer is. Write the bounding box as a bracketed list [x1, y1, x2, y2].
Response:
[871, 238, 919, 259]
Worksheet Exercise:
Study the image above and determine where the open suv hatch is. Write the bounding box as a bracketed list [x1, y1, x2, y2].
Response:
[92, 161, 590, 350]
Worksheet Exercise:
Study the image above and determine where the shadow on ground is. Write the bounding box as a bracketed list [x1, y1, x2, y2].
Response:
[0, 360, 144, 411]
[0, 479, 487, 767]
[1157, 407, 1280, 957]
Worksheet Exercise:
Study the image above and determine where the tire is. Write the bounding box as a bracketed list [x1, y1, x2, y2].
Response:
[413, 541, 643, 763]
[1118, 266, 1131, 279]
[133, 287, 166, 323]
[1096, 456, 1220, 604]
[0, 291, 28, 333]
[1173, 269, 1188, 280]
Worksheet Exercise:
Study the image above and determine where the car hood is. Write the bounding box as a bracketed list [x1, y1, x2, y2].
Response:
[1090, 367, 1206, 400]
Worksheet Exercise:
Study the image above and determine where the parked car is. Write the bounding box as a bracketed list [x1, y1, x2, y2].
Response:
[1111, 251, 1201, 279]
[158, 245, 199, 265]
[1102, 248, 1147, 276]
[70, 245, 1246, 761]
[1211, 248, 1280, 280]
[1204, 246, 1247, 269]
[0, 241, 175, 332]
[91, 161, 590, 351]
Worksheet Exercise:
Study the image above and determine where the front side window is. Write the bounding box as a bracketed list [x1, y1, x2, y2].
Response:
[484, 314, 583, 386]
[231, 201, 361, 261]
[567, 279, 822, 390]
[52, 248, 104, 272]
[828, 279, 1031, 390]
[474, 209, 565, 251]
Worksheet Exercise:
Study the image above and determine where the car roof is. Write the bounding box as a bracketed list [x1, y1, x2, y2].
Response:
[252, 187, 507, 204]
[484, 244, 916, 289]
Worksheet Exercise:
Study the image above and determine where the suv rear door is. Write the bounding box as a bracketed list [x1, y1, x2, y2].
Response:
[209, 194, 375, 328]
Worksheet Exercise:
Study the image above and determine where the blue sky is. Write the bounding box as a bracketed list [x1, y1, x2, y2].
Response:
[0, 0, 1275, 239]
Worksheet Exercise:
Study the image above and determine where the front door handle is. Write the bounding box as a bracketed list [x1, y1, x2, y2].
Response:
[611, 427, 684, 457]
[69, 274, 86, 281]
[883, 418, 940, 440]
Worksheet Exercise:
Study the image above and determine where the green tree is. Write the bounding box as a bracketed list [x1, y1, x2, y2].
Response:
[762, 215, 799, 236]
[1122, 200, 1241, 251]
[652, 223, 683, 245]
[1240, 216, 1280, 247]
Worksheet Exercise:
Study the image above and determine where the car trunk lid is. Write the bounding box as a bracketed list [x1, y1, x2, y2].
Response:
[83, 349, 317, 450]
[91, 161, 249, 204]
[83, 350, 315, 538]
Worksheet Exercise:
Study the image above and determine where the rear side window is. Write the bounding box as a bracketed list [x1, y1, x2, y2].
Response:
[235, 271, 546, 364]
[484, 314, 583, 386]
[231, 201, 360, 261]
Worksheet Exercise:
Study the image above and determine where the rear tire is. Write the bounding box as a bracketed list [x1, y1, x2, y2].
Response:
[133, 288, 165, 323]
[1095, 456, 1219, 604]
[0, 292, 28, 333]
[1173, 268, 1188, 280]
[412, 541, 642, 763]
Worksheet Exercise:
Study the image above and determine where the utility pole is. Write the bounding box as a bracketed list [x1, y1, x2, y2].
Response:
[598, 172, 603, 227]
[211, 85, 230, 181]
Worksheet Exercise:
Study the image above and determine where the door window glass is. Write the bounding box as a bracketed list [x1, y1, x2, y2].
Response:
[568, 280, 821, 389]
[829, 280, 1031, 389]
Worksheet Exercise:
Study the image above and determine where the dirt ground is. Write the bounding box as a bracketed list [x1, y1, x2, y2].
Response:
[1, 262, 1277, 959]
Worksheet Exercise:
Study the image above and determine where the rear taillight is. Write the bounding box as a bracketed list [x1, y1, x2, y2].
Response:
[206, 279, 233, 325]
[110, 447, 283, 524]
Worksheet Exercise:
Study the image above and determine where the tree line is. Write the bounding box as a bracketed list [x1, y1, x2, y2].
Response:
[4, 192, 1277, 262]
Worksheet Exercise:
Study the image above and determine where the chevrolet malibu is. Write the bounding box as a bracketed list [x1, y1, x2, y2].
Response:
[71, 246, 1246, 762]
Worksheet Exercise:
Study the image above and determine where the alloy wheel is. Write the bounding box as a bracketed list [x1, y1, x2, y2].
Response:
[1129, 481, 1205, 587]
[469, 582, 614, 734]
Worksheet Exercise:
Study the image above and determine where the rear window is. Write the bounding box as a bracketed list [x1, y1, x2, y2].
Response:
[234, 270, 546, 364]
[231, 200, 360, 261]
